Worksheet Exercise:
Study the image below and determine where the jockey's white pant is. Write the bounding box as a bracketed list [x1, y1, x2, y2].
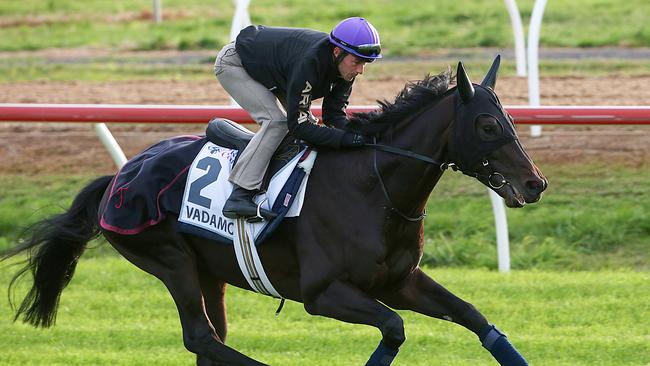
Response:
[214, 42, 288, 190]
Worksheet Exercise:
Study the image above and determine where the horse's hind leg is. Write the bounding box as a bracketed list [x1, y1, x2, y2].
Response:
[200, 274, 228, 341]
[379, 268, 528, 366]
[104, 227, 265, 366]
[197, 274, 228, 366]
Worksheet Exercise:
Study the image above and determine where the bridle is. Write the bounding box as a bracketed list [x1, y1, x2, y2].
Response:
[366, 137, 511, 222]
[475, 159, 508, 190]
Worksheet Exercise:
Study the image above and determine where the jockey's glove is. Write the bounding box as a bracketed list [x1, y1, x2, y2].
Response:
[341, 133, 368, 147]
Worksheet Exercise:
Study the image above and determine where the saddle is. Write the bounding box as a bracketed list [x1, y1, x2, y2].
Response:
[205, 118, 304, 189]
[206, 117, 254, 151]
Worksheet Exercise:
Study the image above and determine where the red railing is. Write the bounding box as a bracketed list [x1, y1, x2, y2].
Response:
[1, 104, 650, 125]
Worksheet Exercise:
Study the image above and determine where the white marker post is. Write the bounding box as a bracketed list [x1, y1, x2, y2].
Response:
[504, 0, 527, 77]
[228, 0, 252, 106]
[489, 190, 511, 272]
[153, 0, 162, 23]
[94, 123, 127, 168]
[230, 0, 252, 42]
[528, 0, 547, 137]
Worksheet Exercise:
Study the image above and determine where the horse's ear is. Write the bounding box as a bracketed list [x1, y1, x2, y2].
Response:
[481, 55, 501, 90]
[457, 61, 475, 103]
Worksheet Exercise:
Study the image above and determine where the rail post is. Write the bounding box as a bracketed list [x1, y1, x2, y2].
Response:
[528, 0, 548, 137]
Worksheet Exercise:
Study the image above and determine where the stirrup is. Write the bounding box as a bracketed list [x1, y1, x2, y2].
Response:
[246, 196, 273, 223]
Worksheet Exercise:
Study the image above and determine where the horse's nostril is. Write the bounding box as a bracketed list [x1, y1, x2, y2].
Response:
[526, 179, 543, 191]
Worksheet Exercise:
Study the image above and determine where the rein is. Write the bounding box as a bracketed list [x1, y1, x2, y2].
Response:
[365, 142, 448, 168]
[366, 138, 510, 222]
[367, 137, 443, 222]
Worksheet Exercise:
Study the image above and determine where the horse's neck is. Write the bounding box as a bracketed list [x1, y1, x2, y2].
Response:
[376, 93, 456, 215]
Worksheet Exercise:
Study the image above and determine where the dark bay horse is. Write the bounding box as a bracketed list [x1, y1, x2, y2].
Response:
[3, 57, 547, 366]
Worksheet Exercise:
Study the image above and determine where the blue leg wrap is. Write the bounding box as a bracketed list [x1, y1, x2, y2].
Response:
[479, 325, 529, 366]
[364, 340, 399, 366]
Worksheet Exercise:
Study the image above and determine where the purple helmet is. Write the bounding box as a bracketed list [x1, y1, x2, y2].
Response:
[329, 17, 382, 61]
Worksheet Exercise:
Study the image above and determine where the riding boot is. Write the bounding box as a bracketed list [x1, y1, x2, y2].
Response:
[223, 184, 277, 221]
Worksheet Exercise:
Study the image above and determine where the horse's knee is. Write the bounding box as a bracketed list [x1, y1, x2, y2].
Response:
[183, 333, 203, 354]
[302, 286, 331, 316]
[380, 313, 406, 349]
[182, 328, 216, 356]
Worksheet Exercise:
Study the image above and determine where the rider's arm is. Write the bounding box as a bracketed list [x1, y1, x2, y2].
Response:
[285, 60, 346, 148]
[322, 80, 353, 130]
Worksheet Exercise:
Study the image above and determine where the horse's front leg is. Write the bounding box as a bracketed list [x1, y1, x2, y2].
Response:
[379, 268, 529, 366]
[303, 279, 404, 366]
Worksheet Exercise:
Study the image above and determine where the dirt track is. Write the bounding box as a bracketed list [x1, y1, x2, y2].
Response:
[1, 75, 649, 175]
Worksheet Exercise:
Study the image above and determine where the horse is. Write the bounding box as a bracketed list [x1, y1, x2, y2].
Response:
[2, 56, 547, 366]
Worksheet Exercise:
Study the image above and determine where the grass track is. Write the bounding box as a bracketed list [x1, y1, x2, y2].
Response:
[0, 0, 649, 53]
[0, 257, 648, 365]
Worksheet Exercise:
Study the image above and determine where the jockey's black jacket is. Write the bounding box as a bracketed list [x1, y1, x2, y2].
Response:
[236, 25, 353, 148]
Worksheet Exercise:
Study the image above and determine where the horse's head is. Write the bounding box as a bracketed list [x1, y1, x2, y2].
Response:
[448, 56, 547, 207]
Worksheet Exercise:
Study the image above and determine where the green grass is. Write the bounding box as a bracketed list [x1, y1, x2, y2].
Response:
[423, 161, 650, 271]
[0, 175, 91, 252]
[0, 0, 649, 53]
[2, 0, 649, 82]
[0, 60, 215, 83]
[0, 257, 648, 365]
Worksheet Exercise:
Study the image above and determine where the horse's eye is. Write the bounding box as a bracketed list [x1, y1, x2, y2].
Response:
[475, 115, 503, 141]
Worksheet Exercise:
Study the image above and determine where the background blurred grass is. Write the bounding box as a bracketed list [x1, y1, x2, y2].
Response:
[2, 0, 649, 82]
[423, 162, 650, 270]
[0, 0, 649, 53]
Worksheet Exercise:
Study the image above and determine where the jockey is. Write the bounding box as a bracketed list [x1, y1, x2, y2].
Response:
[214, 17, 382, 221]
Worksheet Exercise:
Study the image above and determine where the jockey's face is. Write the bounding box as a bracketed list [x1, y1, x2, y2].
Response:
[334, 47, 369, 82]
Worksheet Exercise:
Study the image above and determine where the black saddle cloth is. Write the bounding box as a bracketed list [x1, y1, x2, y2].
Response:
[99, 135, 207, 234]
[100, 120, 305, 235]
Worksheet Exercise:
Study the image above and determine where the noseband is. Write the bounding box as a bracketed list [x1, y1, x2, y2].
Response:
[366, 138, 511, 222]
[477, 159, 508, 189]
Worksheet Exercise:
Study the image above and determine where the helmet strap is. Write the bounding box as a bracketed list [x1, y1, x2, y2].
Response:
[334, 48, 348, 66]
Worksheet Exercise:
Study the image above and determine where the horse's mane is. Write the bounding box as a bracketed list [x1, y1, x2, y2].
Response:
[346, 68, 453, 135]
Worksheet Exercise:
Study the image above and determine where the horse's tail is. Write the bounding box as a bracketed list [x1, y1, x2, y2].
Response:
[2, 175, 113, 328]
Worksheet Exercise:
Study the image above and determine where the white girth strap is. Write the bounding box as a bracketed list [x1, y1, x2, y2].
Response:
[233, 218, 282, 298]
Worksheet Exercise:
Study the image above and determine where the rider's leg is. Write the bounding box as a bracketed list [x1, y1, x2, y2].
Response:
[379, 268, 529, 366]
[214, 43, 288, 220]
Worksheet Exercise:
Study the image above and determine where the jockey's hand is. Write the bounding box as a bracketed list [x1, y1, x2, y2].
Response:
[341, 133, 368, 147]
